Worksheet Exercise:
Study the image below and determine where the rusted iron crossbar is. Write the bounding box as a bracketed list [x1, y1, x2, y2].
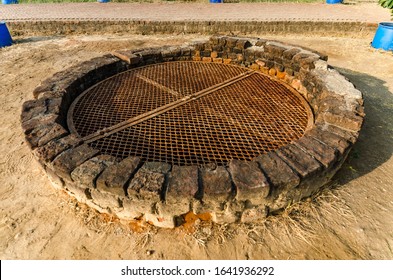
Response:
[82, 70, 255, 144]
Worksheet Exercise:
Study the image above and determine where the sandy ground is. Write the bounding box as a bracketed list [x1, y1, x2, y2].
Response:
[0, 33, 392, 260]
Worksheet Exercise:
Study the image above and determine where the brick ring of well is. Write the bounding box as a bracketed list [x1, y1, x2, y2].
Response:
[21, 36, 364, 228]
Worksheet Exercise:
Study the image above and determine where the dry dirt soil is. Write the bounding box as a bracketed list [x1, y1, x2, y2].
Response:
[0, 33, 392, 260]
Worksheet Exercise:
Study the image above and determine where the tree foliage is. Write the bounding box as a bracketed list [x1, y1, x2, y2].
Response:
[379, 0, 393, 18]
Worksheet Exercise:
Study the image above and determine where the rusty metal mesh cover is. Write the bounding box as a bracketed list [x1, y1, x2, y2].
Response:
[67, 62, 313, 166]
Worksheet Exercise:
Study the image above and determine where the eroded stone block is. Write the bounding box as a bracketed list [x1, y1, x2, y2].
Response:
[34, 134, 81, 163]
[127, 162, 171, 201]
[166, 165, 199, 202]
[294, 136, 338, 169]
[111, 50, 142, 65]
[201, 166, 232, 203]
[52, 144, 99, 180]
[96, 156, 141, 195]
[229, 160, 270, 204]
[71, 155, 118, 189]
[276, 144, 322, 178]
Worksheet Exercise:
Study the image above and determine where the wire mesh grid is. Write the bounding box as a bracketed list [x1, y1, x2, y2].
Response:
[76, 62, 313, 166]
[68, 62, 247, 137]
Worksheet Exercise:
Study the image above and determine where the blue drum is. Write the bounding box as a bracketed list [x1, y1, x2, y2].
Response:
[0, 22, 13, 48]
[371, 22, 393, 51]
[326, 0, 342, 4]
[2, 0, 19, 4]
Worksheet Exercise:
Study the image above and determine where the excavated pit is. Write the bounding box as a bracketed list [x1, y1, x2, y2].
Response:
[22, 36, 364, 227]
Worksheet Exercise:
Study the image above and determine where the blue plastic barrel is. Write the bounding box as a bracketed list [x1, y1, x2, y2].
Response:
[371, 22, 393, 51]
[0, 22, 13, 48]
[209, 0, 223, 3]
[2, 0, 18, 4]
[326, 0, 342, 4]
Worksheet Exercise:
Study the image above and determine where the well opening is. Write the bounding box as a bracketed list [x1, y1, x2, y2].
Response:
[68, 61, 313, 167]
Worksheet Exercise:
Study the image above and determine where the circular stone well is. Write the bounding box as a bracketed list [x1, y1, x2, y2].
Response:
[22, 36, 365, 228]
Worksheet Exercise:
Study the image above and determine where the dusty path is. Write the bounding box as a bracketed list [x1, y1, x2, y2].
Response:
[1, 3, 389, 22]
[0, 34, 392, 259]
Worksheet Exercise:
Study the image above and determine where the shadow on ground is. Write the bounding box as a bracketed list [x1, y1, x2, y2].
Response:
[14, 36, 64, 44]
[332, 68, 393, 185]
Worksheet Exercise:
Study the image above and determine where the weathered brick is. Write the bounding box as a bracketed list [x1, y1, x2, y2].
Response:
[235, 39, 252, 50]
[202, 57, 212, 63]
[134, 48, 162, 61]
[201, 166, 232, 200]
[264, 60, 275, 69]
[285, 68, 294, 76]
[35, 91, 64, 100]
[255, 39, 267, 47]
[33, 82, 55, 98]
[274, 63, 285, 72]
[143, 162, 171, 174]
[283, 48, 301, 60]
[190, 40, 206, 51]
[211, 51, 218, 58]
[268, 68, 276, 76]
[201, 50, 211, 57]
[127, 162, 171, 201]
[112, 50, 142, 65]
[255, 152, 300, 193]
[228, 160, 270, 204]
[209, 35, 220, 45]
[317, 95, 365, 118]
[203, 43, 213, 51]
[294, 136, 338, 168]
[264, 43, 286, 57]
[96, 156, 141, 193]
[21, 99, 47, 123]
[89, 188, 123, 210]
[25, 123, 68, 149]
[306, 127, 351, 157]
[52, 144, 100, 180]
[166, 165, 199, 202]
[227, 52, 238, 60]
[292, 52, 309, 63]
[276, 71, 286, 80]
[46, 97, 63, 115]
[244, 48, 256, 62]
[255, 59, 265, 67]
[37, 124, 68, 148]
[218, 36, 228, 47]
[22, 113, 59, 132]
[299, 56, 319, 71]
[225, 37, 238, 48]
[160, 47, 181, 58]
[317, 123, 359, 144]
[276, 144, 322, 178]
[34, 134, 81, 163]
[291, 79, 301, 90]
[71, 155, 118, 189]
[316, 111, 364, 132]
[250, 63, 260, 71]
[193, 50, 201, 57]
[212, 44, 224, 52]
[180, 46, 192, 57]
